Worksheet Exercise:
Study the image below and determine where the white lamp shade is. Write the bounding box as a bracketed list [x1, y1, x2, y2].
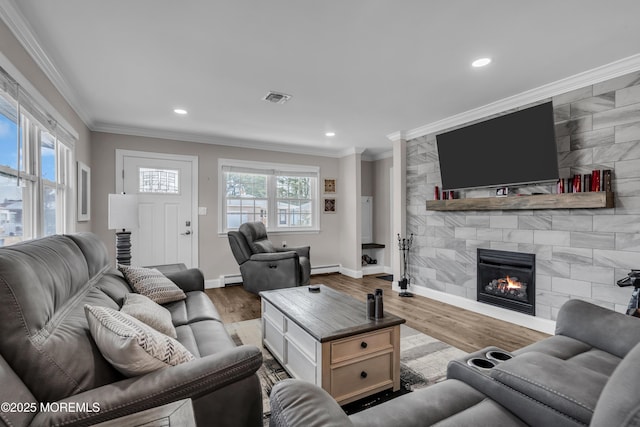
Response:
[108, 194, 139, 230]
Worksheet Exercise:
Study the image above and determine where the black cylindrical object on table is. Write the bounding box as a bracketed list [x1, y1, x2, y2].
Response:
[374, 288, 384, 318]
[366, 293, 375, 319]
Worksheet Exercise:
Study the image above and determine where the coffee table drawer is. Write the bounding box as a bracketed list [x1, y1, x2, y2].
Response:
[331, 328, 393, 363]
[330, 353, 393, 400]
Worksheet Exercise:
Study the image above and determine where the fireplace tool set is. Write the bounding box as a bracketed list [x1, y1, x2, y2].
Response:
[397, 233, 414, 297]
[617, 270, 640, 317]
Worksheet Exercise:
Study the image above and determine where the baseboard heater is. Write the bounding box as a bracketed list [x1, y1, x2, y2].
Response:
[221, 264, 341, 286]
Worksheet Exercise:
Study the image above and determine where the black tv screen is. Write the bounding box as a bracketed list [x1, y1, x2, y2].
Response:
[436, 102, 559, 190]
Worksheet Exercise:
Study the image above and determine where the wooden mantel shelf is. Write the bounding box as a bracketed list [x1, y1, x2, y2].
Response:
[426, 192, 614, 211]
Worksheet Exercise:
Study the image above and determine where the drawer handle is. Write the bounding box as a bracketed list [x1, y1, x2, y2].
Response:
[268, 264, 277, 269]
[360, 371, 368, 379]
[360, 341, 368, 349]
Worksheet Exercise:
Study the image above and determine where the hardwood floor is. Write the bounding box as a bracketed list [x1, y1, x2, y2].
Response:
[206, 273, 549, 353]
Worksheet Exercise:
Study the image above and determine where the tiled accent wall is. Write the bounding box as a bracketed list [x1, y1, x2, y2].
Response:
[406, 70, 640, 320]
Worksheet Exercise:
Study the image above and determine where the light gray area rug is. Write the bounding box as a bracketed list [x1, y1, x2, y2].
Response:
[225, 318, 467, 421]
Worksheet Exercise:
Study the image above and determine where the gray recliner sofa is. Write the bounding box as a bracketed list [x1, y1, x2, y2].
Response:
[0, 233, 263, 427]
[228, 222, 310, 294]
[269, 299, 640, 427]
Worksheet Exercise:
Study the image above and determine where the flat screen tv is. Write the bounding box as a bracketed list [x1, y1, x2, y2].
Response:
[436, 102, 559, 190]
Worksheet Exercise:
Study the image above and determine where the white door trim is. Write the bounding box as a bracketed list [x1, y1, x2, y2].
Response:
[115, 149, 199, 268]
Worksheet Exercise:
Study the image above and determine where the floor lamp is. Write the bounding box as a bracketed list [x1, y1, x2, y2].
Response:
[108, 194, 139, 266]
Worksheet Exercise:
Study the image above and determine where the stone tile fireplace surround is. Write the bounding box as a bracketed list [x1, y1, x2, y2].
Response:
[406, 70, 640, 321]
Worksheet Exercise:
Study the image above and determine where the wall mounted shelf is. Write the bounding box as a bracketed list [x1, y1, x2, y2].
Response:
[426, 192, 614, 211]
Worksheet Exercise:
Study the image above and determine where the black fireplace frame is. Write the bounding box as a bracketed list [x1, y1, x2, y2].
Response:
[477, 249, 536, 316]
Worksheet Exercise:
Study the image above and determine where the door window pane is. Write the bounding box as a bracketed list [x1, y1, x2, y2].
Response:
[139, 168, 179, 193]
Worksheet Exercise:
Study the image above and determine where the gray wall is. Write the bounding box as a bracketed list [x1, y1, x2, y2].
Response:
[407, 70, 640, 320]
[91, 132, 344, 281]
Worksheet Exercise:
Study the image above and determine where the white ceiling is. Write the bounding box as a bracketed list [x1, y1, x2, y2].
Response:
[4, 1, 640, 158]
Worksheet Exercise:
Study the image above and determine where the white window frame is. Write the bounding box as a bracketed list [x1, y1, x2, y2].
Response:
[218, 159, 320, 234]
[0, 60, 76, 246]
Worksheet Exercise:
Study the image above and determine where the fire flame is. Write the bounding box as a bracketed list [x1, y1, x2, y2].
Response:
[505, 276, 522, 289]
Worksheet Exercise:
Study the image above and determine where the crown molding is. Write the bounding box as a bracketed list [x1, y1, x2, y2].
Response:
[92, 122, 347, 158]
[0, 0, 93, 128]
[338, 147, 367, 157]
[391, 53, 640, 142]
[386, 131, 406, 142]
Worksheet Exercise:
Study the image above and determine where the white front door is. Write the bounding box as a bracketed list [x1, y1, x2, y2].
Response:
[116, 150, 198, 268]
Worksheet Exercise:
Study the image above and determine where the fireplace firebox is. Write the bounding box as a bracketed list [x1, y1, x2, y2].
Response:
[477, 249, 535, 315]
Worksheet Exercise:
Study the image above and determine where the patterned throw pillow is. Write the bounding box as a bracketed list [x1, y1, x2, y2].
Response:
[121, 293, 178, 338]
[118, 265, 186, 304]
[85, 304, 194, 377]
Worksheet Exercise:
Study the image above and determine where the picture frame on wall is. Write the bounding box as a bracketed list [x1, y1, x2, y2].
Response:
[77, 161, 91, 221]
[323, 178, 336, 194]
[323, 198, 336, 214]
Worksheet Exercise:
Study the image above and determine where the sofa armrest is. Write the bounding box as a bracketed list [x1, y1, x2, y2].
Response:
[30, 345, 262, 426]
[556, 299, 640, 358]
[490, 352, 608, 425]
[276, 246, 310, 259]
[145, 264, 205, 293]
[164, 268, 205, 292]
[269, 379, 353, 427]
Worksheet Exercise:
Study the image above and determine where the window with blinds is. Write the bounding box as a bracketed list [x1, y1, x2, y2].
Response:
[219, 159, 319, 232]
[0, 66, 75, 246]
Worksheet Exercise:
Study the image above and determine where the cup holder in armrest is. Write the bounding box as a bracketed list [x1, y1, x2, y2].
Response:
[486, 350, 514, 363]
[466, 357, 496, 370]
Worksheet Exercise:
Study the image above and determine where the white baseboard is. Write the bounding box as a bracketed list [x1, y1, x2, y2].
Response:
[311, 264, 341, 275]
[401, 285, 556, 335]
[362, 265, 386, 276]
[213, 264, 341, 289]
[339, 266, 363, 279]
[205, 279, 223, 289]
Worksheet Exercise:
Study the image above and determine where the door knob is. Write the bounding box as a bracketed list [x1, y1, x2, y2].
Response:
[181, 230, 192, 236]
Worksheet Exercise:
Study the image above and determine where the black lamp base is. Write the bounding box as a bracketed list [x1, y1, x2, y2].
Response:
[115, 230, 132, 266]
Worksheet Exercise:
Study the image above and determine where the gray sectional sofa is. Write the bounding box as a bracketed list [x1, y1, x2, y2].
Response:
[270, 298, 640, 427]
[0, 233, 262, 427]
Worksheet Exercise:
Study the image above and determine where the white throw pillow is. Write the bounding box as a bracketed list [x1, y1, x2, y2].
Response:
[85, 304, 194, 377]
[118, 264, 186, 304]
[121, 293, 177, 338]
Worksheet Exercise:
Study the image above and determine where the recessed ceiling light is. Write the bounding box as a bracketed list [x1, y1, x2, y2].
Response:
[174, 108, 188, 115]
[472, 57, 492, 68]
[325, 132, 336, 137]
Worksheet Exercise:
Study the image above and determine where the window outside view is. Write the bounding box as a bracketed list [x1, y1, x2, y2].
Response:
[0, 106, 23, 246]
[223, 171, 314, 231]
[139, 167, 179, 193]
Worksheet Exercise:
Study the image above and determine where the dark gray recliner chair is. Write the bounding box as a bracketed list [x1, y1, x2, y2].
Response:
[228, 222, 311, 294]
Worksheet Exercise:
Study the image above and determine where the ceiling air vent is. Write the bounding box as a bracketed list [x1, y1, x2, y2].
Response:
[263, 91, 292, 104]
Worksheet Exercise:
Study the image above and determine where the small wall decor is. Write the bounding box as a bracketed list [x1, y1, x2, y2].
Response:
[77, 161, 91, 221]
[323, 178, 336, 194]
[323, 198, 336, 213]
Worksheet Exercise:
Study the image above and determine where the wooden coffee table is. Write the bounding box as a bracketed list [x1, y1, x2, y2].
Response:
[260, 285, 405, 405]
